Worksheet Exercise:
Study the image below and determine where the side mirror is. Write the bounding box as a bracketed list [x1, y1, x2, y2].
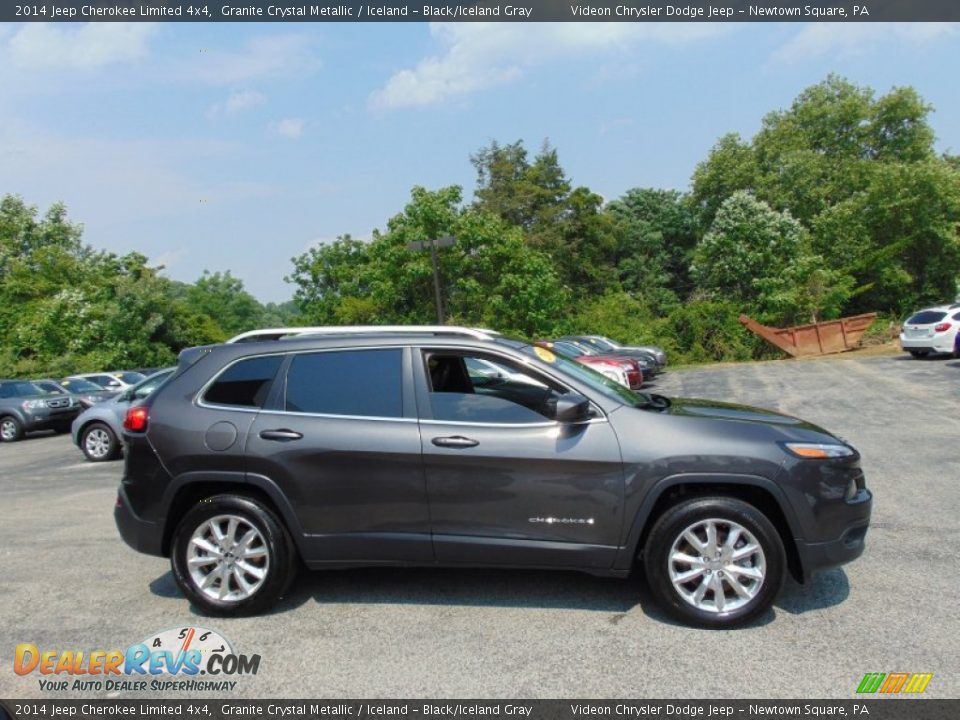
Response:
[119, 389, 134, 402]
[554, 393, 591, 423]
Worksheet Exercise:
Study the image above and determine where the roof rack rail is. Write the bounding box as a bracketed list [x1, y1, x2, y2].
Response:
[226, 325, 498, 344]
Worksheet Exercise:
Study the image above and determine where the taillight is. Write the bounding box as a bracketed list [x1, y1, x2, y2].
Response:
[934, 323, 951, 332]
[123, 406, 149, 432]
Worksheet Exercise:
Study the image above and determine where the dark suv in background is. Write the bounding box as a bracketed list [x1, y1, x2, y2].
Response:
[0, 380, 81, 442]
[114, 327, 872, 627]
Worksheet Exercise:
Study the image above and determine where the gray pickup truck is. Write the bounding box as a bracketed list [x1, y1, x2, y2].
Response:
[0, 379, 82, 442]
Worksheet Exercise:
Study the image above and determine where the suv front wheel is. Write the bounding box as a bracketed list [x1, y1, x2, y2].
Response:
[643, 497, 786, 628]
[171, 495, 297, 616]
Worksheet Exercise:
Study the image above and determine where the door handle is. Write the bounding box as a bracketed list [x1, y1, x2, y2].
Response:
[432, 435, 479, 449]
[259, 429, 303, 441]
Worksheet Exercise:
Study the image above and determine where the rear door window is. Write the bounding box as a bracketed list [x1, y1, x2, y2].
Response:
[285, 349, 403, 418]
[203, 355, 284, 408]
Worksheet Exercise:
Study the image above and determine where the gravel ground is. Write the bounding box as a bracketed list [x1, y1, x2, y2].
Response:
[1, 352, 957, 699]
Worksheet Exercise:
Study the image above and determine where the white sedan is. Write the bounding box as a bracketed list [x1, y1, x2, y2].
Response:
[899, 304, 960, 358]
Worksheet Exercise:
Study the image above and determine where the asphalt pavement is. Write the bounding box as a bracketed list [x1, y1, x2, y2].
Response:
[0, 351, 957, 699]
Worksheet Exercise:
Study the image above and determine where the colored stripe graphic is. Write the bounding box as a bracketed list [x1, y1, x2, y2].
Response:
[857, 673, 885, 694]
[857, 672, 933, 694]
[880, 672, 910, 693]
[903, 673, 934, 694]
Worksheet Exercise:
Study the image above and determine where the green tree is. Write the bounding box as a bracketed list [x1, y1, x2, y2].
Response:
[606, 188, 699, 311]
[692, 191, 852, 324]
[691, 76, 960, 315]
[185, 270, 264, 339]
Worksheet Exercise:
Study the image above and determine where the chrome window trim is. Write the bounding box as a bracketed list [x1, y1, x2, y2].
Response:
[257, 409, 417, 424]
[194, 344, 615, 424]
[418, 416, 609, 429]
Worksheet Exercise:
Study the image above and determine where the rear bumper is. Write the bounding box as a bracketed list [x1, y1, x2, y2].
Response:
[114, 485, 165, 557]
[900, 334, 956, 353]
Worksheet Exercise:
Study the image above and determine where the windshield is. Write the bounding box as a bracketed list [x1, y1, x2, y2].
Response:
[117, 372, 146, 385]
[131, 370, 174, 399]
[550, 341, 588, 358]
[60, 378, 103, 393]
[518, 344, 643, 408]
[34, 381, 65, 394]
[593, 336, 620, 350]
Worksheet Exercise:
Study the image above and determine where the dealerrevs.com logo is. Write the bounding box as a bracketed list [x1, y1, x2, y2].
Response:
[14, 627, 260, 693]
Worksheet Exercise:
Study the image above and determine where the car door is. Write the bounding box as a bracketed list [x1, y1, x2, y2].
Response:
[245, 346, 432, 564]
[415, 348, 625, 569]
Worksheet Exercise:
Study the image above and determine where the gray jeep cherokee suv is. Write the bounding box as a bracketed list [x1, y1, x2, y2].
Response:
[114, 327, 872, 627]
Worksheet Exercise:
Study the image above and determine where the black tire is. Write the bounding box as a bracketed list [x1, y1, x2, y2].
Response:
[909, 350, 929, 358]
[643, 496, 786, 628]
[171, 494, 297, 616]
[0, 415, 24, 442]
[80, 422, 120, 462]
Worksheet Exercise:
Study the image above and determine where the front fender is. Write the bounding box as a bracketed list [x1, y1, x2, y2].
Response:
[612, 472, 800, 573]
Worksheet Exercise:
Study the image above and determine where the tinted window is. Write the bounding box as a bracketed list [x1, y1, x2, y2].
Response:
[285, 349, 402, 418]
[907, 311, 947, 325]
[426, 352, 564, 424]
[61, 378, 101, 393]
[117, 372, 146, 385]
[0, 381, 46, 398]
[204, 355, 283, 408]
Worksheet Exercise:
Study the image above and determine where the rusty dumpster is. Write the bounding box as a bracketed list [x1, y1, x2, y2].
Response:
[739, 313, 877, 358]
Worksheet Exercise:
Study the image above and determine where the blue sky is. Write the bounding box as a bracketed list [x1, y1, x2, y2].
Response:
[0, 21, 958, 302]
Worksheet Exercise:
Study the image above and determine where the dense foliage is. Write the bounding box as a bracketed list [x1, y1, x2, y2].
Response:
[0, 196, 297, 377]
[3, 76, 959, 376]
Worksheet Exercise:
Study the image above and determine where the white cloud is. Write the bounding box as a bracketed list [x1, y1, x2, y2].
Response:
[369, 22, 730, 109]
[195, 35, 319, 85]
[6, 23, 156, 69]
[207, 89, 267, 118]
[270, 118, 305, 139]
[771, 23, 959, 64]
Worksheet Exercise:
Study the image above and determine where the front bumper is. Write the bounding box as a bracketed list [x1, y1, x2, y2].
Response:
[23, 407, 80, 431]
[114, 486, 165, 557]
[794, 488, 872, 582]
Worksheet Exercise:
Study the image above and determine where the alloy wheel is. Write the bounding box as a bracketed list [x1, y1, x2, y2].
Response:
[84, 428, 112, 459]
[187, 514, 270, 602]
[667, 517, 766, 613]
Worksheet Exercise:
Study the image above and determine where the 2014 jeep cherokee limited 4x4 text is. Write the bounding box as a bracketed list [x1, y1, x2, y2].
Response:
[114, 327, 872, 627]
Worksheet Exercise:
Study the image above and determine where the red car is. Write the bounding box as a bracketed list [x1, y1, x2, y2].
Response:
[536, 340, 643, 390]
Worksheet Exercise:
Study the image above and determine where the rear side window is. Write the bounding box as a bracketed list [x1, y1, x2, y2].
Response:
[204, 355, 283, 408]
[285, 349, 403, 418]
[907, 311, 946, 324]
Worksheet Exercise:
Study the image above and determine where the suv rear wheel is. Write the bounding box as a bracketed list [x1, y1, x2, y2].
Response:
[171, 495, 296, 616]
[643, 497, 785, 628]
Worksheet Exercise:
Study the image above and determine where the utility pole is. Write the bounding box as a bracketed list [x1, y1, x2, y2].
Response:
[406, 235, 455, 323]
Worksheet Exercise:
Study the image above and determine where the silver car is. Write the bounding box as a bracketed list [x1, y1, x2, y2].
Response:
[71, 369, 174, 462]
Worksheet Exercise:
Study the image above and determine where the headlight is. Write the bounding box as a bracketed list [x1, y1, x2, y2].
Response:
[599, 368, 628, 387]
[21, 399, 46, 410]
[784, 442, 855, 459]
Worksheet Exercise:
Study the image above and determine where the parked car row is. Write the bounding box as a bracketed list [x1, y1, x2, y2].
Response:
[0, 370, 152, 444]
[535, 335, 667, 391]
